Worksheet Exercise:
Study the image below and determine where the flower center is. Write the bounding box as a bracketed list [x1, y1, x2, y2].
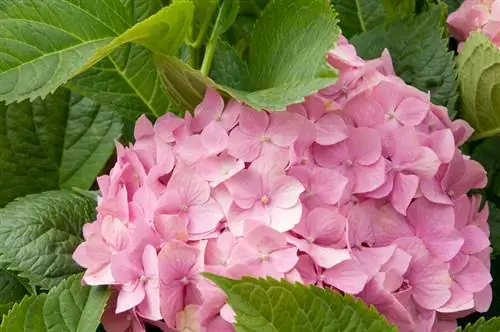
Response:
[447, 190, 455, 197]
[180, 276, 189, 285]
[180, 204, 189, 212]
[260, 195, 270, 205]
[260, 253, 270, 261]
[260, 135, 270, 143]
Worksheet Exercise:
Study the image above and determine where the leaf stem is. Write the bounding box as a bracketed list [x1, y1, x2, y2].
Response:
[201, 40, 216, 75]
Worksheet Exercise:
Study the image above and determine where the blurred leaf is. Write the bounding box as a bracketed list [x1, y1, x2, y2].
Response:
[330, 0, 386, 38]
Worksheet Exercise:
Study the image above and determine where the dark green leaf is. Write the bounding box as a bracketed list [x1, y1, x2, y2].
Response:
[0, 269, 28, 308]
[457, 32, 500, 140]
[0, 88, 122, 207]
[382, 0, 415, 21]
[472, 137, 500, 197]
[0, 190, 96, 289]
[213, 0, 240, 38]
[330, 0, 386, 38]
[210, 39, 250, 89]
[443, 0, 464, 13]
[351, 5, 459, 118]
[204, 274, 396, 332]
[44, 275, 110, 332]
[489, 205, 500, 255]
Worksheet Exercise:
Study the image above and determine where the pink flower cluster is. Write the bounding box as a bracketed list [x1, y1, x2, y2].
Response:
[448, 0, 500, 50]
[73, 35, 492, 332]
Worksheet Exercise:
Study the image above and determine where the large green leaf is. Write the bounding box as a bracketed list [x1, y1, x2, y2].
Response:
[330, 0, 386, 38]
[0, 0, 192, 108]
[210, 39, 250, 89]
[457, 32, 500, 140]
[0, 190, 96, 289]
[44, 275, 110, 332]
[1, 275, 110, 332]
[67, 0, 175, 121]
[0, 88, 122, 207]
[472, 137, 500, 197]
[0, 295, 47, 332]
[457, 317, 500, 331]
[159, 0, 340, 111]
[443, 0, 464, 13]
[351, 5, 459, 118]
[0, 269, 28, 320]
[204, 274, 396, 332]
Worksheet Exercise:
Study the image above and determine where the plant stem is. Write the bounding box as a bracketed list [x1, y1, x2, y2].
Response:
[201, 40, 216, 76]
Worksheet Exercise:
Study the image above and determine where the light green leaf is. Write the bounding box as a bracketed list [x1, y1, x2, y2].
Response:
[457, 317, 500, 331]
[77, 1, 194, 73]
[212, 0, 240, 38]
[248, 0, 339, 91]
[210, 39, 250, 89]
[0, 190, 96, 289]
[330, 0, 386, 38]
[66, 0, 174, 121]
[159, 0, 339, 111]
[0, 0, 128, 103]
[193, 0, 219, 40]
[204, 274, 396, 332]
[457, 31, 500, 140]
[44, 274, 110, 332]
[0, 269, 28, 308]
[351, 5, 458, 117]
[0, 88, 122, 207]
[0, 295, 47, 332]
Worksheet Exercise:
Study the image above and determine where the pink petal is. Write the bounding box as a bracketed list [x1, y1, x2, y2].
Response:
[227, 127, 261, 162]
[269, 175, 305, 208]
[154, 113, 184, 144]
[154, 214, 189, 242]
[419, 178, 452, 205]
[372, 204, 414, 246]
[224, 169, 261, 209]
[353, 245, 397, 278]
[307, 207, 346, 244]
[201, 121, 229, 155]
[409, 257, 452, 310]
[323, 259, 369, 294]
[454, 256, 492, 293]
[474, 285, 492, 313]
[449, 159, 487, 197]
[245, 223, 287, 253]
[269, 202, 302, 232]
[349, 127, 382, 165]
[191, 87, 224, 133]
[160, 282, 185, 327]
[307, 245, 351, 269]
[394, 96, 429, 126]
[168, 171, 211, 206]
[116, 282, 146, 313]
[401, 147, 440, 178]
[188, 198, 223, 236]
[461, 225, 490, 254]
[315, 113, 349, 145]
[238, 107, 269, 135]
[391, 173, 419, 215]
[269, 247, 299, 273]
[134, 115, 154, 140]
[310, 167, 348, 205]
[352, 157, 386, 193]
[196, 155, 245, 187]
[158, 241, 199, 283]
[342, 93, 385, 127]
[221, 99, 242, 130]
[429, 129, 455, 163]
[267, 112, 301, 147]
[139, 278, 162, 320]
[111, 251, 142, 283]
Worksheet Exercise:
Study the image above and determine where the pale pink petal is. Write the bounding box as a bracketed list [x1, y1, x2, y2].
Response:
[238, 107, 269, 135]
[349, 127, 382, 165]
[323, 259, 369, 294]
[160, 282, 185, 327]
[201, 121, 229, 155]
[192, 87, 224, 133]
[474, 285, 492, 312]
[391, 173, 419, 215]
[139, 278, 162, 320]
[429, 129, 455, 163]
[116, 282, 146, 313]
[409, 257, 452, 310]
[352, 245, 396, 278]
[352, 157, 387, 193]
[420, 178, 452, 205]
[221, 99, 242, 130]
[269, 176, 304, 208]
[158, 241, 199, 282]
[188, 198, 224, 236]
[154, 214, 189, 242]
[373, 204, 414, 246]
[134, 115, 154, 139]
[307, 207, 346, 244]
[461, 225, 490, 254]
[224, 169, 261, 209]
[307, 245, 351, 269]
[269, 247, 299, 273]
[454, 256, 492, 293]
[269, 202, 302, 232]
[401, 147, 440, 178]
[220, 304, 236, 324]
[168, 171, 211, 206]
[310, 167, 348, 205]
[394, 97, 429, 126]
[315, 113, 349, 145]
[196, 155, 245, 187]
[267, 112, 301, 147]
[154, 113, 184, 144]
[227, 127, 262, 162]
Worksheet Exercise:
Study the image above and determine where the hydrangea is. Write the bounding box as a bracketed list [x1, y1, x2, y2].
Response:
[73, 35, 492, 332]
[448, 0, 500, 50]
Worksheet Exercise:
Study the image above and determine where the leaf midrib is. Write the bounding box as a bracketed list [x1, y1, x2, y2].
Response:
[355, 0, 366, 32]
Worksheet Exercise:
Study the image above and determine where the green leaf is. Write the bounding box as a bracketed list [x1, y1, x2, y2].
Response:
[0, 0, 127, 103]
[192, 0, 219, 41]
[382, 0, 415, 21]
[0, 269, 28, 307]
[158, 0, 340, 111]
[248, 0, 339, 91]
[66, 1, 175, 121]
[472, 137, 500, 197]
[489, 205, 500, 255]
[0, 88, 122, 207]
[457, 32, 500, 140]
[212, 0, 240, 38]
[0, 275, 110, 332]
[0, 190, 96, 289]
[443, 0, 464, 13]
[203, 274, 396, 332]
[0, 295, 47, 332]
[44, 274, 110, 332]
[210, 39, 250, 89]
[77, 1, 194, 72]
[351, 4, 459, 118]
[457, 317, 500, 331]
[330, 0, 386, 38]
